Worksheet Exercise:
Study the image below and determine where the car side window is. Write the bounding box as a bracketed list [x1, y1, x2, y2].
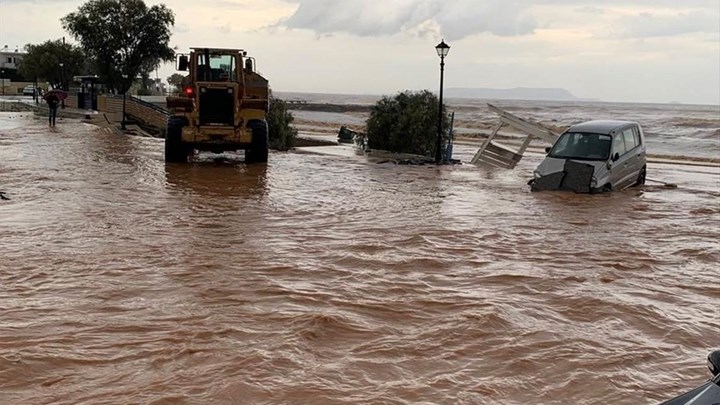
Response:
[613, 133, 626, 156]
[622, 128, 636, 151]
[632, 127, 641, 146]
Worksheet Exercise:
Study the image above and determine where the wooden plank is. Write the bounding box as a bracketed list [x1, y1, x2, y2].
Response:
[489, 103, 559, 144]
[480, 149, 516, 164]
[497, 117, 557, 144]
[483, 154, 518, 168]
[477, 154, 515, 169]
[471, 122, 503, 164]
[486, 141, 521, 161]
[516, 133, 534, 157]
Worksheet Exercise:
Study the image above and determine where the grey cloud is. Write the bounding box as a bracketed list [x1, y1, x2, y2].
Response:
[575, 6, 606, 14]
[279, 0, 537, 40]
[278, 0, 719, 40]
[616, 11, 720, 38]
[538, 0, 716, 5]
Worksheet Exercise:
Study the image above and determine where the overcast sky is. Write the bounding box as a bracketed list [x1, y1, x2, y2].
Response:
[1, 0, 719, 104]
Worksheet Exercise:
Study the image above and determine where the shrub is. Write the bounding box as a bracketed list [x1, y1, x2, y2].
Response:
[364, 90, 450, 158]
[267, 96, 297, 151]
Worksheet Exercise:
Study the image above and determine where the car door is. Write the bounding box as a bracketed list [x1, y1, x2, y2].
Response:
[620, 126, 642, 187]
[609, 132, 629, 188]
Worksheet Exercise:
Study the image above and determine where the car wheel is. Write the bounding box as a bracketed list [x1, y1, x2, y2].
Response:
[165, 116, 191, 163]
[634, 166, 646, 186]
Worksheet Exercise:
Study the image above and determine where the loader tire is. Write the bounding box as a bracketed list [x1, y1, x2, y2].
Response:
[165, 116, 191, 163]
[246, 119, 269, 164]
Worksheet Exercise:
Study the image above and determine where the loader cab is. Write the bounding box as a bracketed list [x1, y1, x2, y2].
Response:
[175, 48, 248, 83]
[195, 53, 238, 83]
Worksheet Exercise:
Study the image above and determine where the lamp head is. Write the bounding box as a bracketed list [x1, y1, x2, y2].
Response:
[435, 40, 450, 58]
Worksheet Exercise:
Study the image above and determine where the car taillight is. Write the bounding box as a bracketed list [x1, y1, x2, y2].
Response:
[184, 86, 194, 97]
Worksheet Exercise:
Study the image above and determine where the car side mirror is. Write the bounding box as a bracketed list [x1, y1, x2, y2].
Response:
[612, 152, 620, 162]
[545, 147, 551, 154]
[177, 55, 189, 71]
[709, 350, 720, 376]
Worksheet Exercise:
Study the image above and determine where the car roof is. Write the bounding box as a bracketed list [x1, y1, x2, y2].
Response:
[567, 120, 637, 135]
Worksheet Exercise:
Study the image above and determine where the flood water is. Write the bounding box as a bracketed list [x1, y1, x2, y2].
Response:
[1, 113, 719, 404]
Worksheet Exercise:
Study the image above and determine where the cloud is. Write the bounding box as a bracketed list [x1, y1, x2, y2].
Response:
[277, 0, 719, 41]
[575, 6, 606, 15]
[615, 11, 720, 38]
[279, 0, 538, 40]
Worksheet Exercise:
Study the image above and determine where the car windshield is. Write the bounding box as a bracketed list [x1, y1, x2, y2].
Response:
[549, 132, 612, 161]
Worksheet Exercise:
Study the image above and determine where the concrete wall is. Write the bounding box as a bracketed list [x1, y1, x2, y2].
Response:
[66, 95, 78, 109]
[0, 81, 37, 95]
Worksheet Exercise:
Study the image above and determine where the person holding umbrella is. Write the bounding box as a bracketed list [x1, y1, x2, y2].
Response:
[43, 89, 67, 127]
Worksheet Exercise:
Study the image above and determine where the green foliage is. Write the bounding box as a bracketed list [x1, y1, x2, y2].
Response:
[18, 40, 86, 88]
[62, 0, 175, 94]
[267, 97, 297, 151]
[167, 73, 185, 93]
[364, 90, 449, 158]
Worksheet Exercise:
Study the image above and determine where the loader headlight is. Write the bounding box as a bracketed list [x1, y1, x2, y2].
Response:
[591, 176, 597, 188]
[533, 171, 542, 179]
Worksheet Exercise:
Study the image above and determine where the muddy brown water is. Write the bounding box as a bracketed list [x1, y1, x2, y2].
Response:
[1, 115, 719, 405]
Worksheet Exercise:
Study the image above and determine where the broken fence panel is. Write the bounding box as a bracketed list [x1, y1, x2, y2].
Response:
[472, 104, 560, 169]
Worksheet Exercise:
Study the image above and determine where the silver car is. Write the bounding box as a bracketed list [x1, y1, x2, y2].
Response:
[22, 85, 36, 96]
[530, 120, 647, 193]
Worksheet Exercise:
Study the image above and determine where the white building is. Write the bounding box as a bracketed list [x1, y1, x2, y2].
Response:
[0, 45, 26, 70]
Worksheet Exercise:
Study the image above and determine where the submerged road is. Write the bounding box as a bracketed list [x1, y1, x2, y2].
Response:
[1, 114, 719, 404]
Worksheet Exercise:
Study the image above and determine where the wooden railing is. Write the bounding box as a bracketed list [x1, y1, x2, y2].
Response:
[471, 104, 559, 169]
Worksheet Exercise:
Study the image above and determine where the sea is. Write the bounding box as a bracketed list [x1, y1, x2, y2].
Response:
[278, 92, 720, 162]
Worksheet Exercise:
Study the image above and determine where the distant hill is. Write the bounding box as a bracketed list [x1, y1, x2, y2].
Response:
[445, 87, 583, 101]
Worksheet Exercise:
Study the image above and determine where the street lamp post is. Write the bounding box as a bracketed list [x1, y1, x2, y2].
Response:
[121, 74, 128, 130]
[1, 70, 5, 95]
[59, 62, 65, 90]
[435, 40, 450, 164]
[59, 62, 66, 109]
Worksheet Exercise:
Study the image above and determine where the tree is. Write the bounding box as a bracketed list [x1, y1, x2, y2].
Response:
[62, 0, 175, 94]
[364, 90, 450, 158]
[17, 40, 86, 89]
[267, 96, 297, 151]
[138, 58, 162, 95]
[167, 73, 185, 93]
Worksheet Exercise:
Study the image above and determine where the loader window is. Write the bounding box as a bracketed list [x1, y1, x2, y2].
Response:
[196, 54, 237, 82]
